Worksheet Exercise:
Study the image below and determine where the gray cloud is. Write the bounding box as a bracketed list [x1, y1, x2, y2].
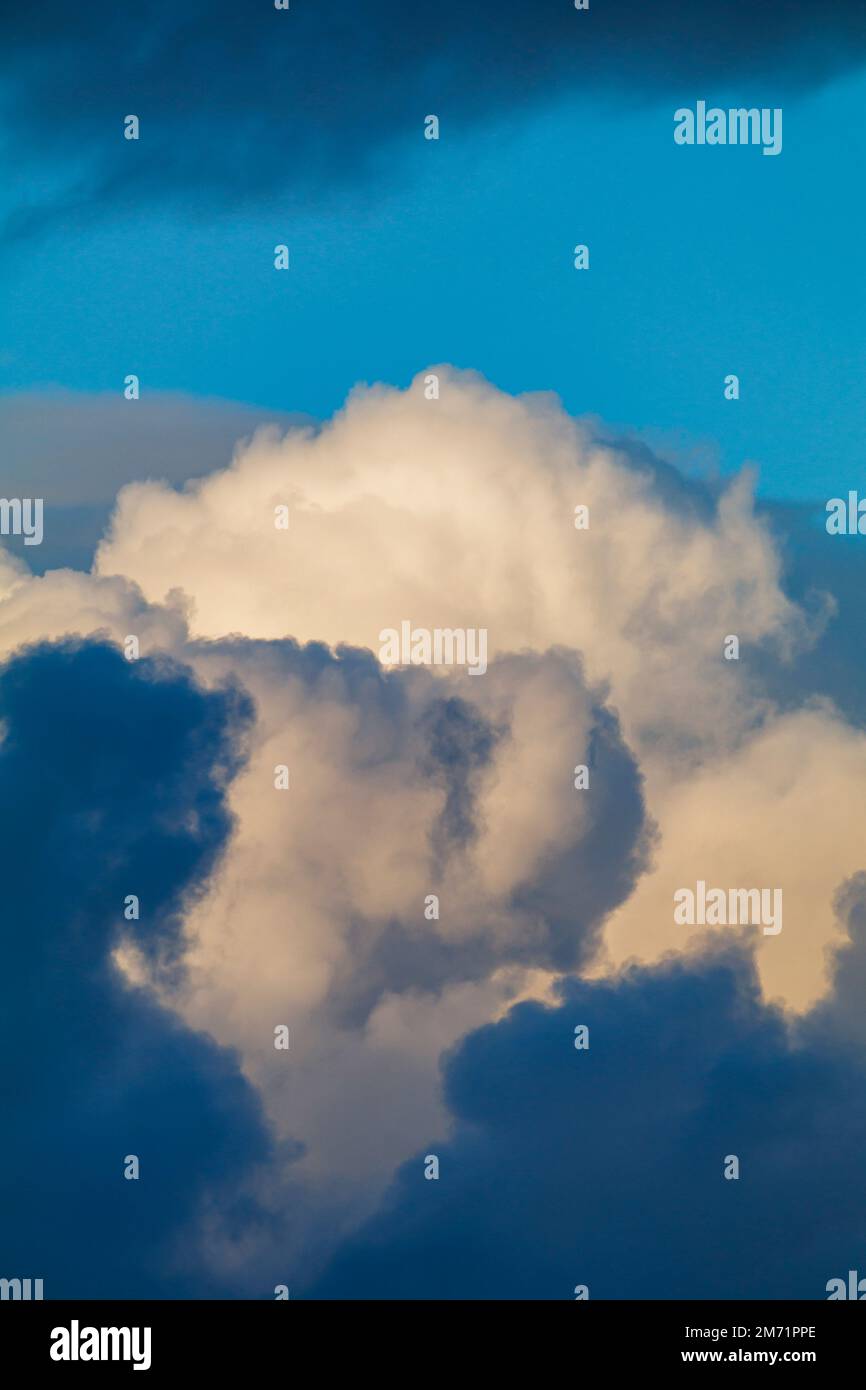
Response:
[2, 1, 864, 235]
[4, 368, 866, 1292]
[0, 390, 311, 572]
[0, 638, 275, 1297]
[312, 931, 866, 1298]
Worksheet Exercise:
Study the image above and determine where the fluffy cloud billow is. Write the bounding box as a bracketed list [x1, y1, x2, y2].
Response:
[3, 367, 866, 1295]
[96, 368, 806, 759]
[94, 369, 861, 1010]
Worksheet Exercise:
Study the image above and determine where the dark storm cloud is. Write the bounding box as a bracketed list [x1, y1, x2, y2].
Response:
[312, 935, 866, 1299]
[2, 0, 865, 232]
[0, 639, 273, 1297]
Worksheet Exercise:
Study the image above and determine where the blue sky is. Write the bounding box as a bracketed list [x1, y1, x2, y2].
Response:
[2, 67, 865, 499]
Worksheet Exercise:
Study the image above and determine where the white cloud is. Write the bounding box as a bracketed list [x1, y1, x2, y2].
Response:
[0, 367, 861, 1283]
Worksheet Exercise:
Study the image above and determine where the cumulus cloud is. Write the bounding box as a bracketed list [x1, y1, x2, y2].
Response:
[599, 703, 866, 1011]
[165, 640, 645, 1228]
[0, 582, 647, 1277]
[3, 367, 866, 1293]
[93, 368, 860, 1014]
[0, 390, 310, 572]
[96, 368, 809, 760]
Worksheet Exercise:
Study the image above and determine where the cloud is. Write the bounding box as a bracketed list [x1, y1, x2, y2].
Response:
[599, 702, 866, 1011]
[93, 368, 864, 1016]
[806, 872, 866, 1055]
[3, 367, 866, 1293]
[0, 585, 647, 1282]
[160, 637, 648, 1274]
[753, 498, 866, 733]
[0, 390, 311, 572]
[96, 368, 810, 762]
[2, 2, 865, 233]
[311, 932, 866, 1299]
[0, 638, 276, 1296]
